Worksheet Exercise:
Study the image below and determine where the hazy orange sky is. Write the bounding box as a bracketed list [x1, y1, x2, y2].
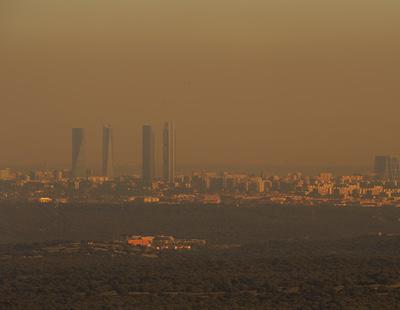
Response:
[1, 0, 399, 171]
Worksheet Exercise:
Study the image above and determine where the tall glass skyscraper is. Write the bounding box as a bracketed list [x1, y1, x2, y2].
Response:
[71, 128, 86, 178]
[374, 155, 399, 180]
[102, 125, 114, 179]
[163, 121, 175, 184]
[142, 125, 155, 186]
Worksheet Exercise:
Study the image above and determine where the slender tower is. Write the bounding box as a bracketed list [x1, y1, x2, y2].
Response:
[374, 155, 399, 180]
[163, 121, 175, 184]
[102, 125, 114, 179]
[71, 128, 86, 178]
[142, 125, 155, 186]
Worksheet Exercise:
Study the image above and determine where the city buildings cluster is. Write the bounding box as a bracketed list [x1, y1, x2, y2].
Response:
[2, 131, 400, 208]
[126, 235, 206, 251]
[1, 165, 400, 208]
[0, 235, 207, 260]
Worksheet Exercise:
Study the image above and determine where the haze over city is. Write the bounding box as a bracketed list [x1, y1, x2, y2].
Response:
[1, 0, 399, 171]
[3, 1, 400, 309]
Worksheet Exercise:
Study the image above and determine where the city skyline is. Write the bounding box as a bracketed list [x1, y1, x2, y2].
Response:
[69, 123, 175, 179]
[6, 122, 400, 177]
[2, 121, 399, 177]
[66, 124, 400, 179]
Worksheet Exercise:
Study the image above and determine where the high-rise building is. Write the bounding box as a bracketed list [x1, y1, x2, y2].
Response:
[102, 125, 114, 179]
[374, 156, 388, 178]
[374, 155, 399, 180]
[163, 121, 175, 183]
[392, 157, 400, 180]
[142, 125, 155, 186]
[71, 128, 86, 178]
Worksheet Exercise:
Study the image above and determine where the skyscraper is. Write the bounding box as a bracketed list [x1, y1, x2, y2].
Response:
[374, 155, 399, 180]
[163, 121, 175, 184]
[71, 128, 86, 178]
[102, 125, 114, 179]
[142, 125, 155, 186]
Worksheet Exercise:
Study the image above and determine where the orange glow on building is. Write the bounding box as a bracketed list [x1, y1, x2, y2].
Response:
[127, 236, 154, 247]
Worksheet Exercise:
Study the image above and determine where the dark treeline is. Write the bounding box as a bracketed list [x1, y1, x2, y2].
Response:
[2, 203, 400, 308]
[2, 237, 400, 309]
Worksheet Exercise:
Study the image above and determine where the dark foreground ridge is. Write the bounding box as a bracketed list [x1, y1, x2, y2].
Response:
[2, 236, 400, 309]
[2, 203, 400, 309]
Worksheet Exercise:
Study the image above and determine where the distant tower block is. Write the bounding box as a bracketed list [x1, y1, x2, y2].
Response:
[142, 125, 156, 186]
[374, 155, 399, 180]
[102, 125, 114, 179]
[71, 128, 86, 178]
[163, 121, 176, 184]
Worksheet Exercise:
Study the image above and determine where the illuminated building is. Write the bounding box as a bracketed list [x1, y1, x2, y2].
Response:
[127, 236, 154, 247]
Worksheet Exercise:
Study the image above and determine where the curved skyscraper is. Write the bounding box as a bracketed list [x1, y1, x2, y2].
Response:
[71, 128, 86, 178]
[142, 125, 155, 186]
[163, 122, 175, 184]
[102, 125, 114, 179]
